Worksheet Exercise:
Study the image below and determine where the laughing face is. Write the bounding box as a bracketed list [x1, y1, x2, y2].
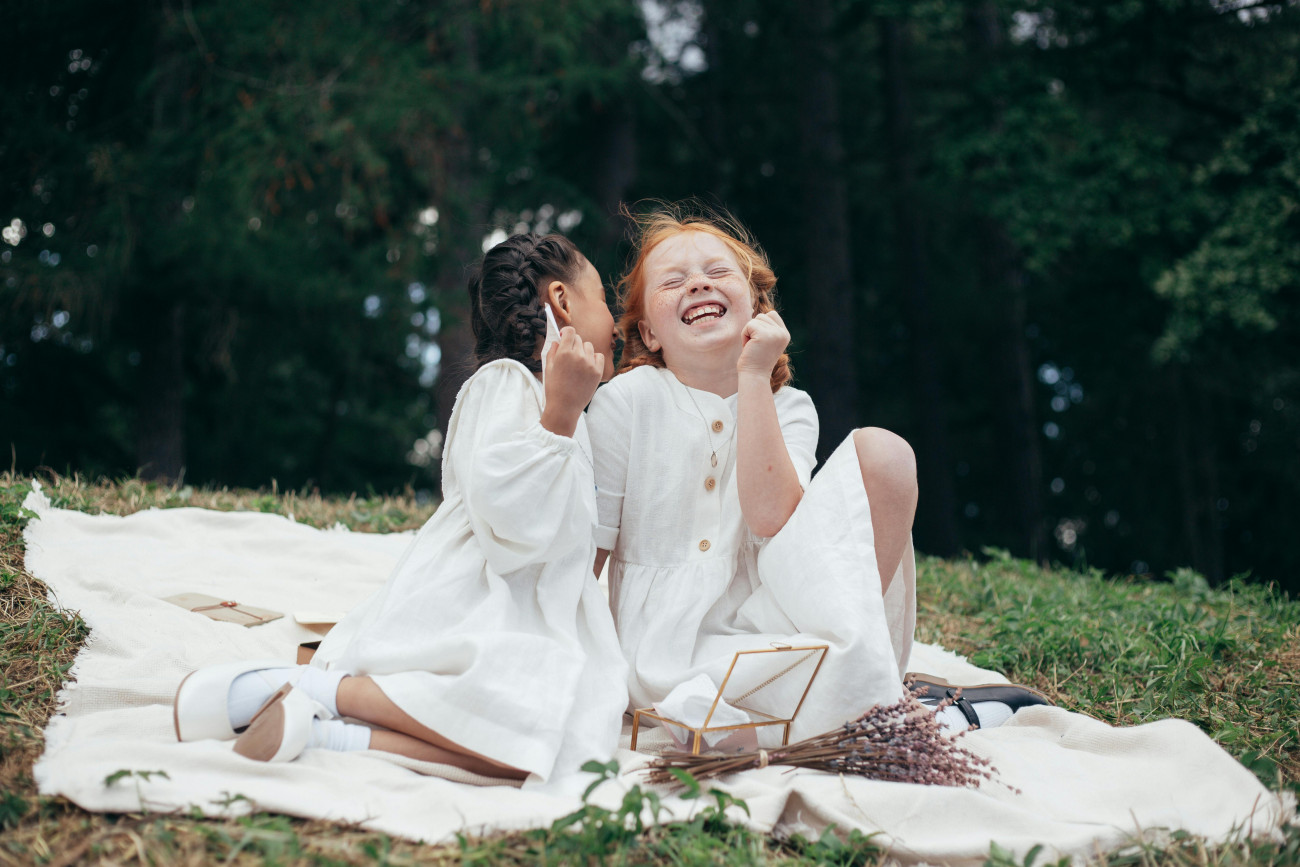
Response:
[637, 230, 756, 371]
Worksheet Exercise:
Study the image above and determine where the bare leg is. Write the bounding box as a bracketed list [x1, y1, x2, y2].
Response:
[335, 676, 528, 780]
[852, 427, 918, 594]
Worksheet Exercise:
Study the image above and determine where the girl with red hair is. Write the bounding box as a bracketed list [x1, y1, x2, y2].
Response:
[588, 203, 1043, 737]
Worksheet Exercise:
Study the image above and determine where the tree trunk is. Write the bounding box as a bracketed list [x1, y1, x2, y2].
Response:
[136, 299, 186, 482]
[433, 5, 485, 453]
[136, 4, 190, 483]
[701, 12, 734, 201]
[967, 0, 1046, 560]
[879, 15, 960, 555]
[1195, 386, 1225, 582]
[432, 153, 484, 453]
[311, 372, 346, 490]
[591, 104, 637, 276]
[1173, 367, 1225, 582]
[794, 0, 858, 461]
[985, 253, 1045, 561]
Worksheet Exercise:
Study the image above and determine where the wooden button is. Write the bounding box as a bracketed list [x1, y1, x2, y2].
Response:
[712, 420, 724, 433]
[704, 477, 717, 491]
[698, 539, 711, 552]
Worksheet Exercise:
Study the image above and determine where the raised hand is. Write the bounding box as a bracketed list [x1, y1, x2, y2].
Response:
[737, 310, 790, 379]
[540, 326, 605, 437]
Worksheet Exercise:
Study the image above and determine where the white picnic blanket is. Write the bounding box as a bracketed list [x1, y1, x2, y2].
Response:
[23, 483, 1292, 864]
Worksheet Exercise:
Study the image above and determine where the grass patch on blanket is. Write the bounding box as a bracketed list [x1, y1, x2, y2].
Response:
[2, 471, 1297, 866]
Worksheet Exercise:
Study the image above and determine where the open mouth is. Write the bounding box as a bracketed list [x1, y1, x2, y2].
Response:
[682, 303, 726, 325]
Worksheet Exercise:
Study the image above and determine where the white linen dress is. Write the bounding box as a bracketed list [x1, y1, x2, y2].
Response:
[585, 365, 915, 741]
[312, 359, 628, 784]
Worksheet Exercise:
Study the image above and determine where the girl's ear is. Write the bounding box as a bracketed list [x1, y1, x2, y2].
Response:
[544, 279, 574, 326]
[638, 318, 660, 353]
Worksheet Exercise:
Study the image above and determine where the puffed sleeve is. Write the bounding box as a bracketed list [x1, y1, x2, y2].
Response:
[776, 386, 819, 489]
[447, 361, 596, 575]
[584, 379, 632, 552]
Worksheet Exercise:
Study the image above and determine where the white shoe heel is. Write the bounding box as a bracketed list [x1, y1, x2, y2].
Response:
[232, 685, 331, 763]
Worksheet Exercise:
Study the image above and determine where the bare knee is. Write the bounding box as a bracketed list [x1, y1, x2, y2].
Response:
[852, 427, 917, 501]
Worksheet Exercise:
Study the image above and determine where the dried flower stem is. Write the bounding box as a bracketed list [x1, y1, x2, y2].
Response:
[645, 689, 997, 790]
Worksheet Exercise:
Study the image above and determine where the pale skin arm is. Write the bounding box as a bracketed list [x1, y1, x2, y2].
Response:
[736, 311, 803, 537]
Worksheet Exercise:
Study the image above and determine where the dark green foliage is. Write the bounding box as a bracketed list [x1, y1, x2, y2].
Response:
[0, 0, 642, 494]
[627, 0, 1300, 590]
[3, 1, 1299, 591]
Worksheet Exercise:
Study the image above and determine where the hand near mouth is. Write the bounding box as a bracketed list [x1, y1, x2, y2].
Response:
[737, 310, 790, 378]
[541, 326, 605, 437]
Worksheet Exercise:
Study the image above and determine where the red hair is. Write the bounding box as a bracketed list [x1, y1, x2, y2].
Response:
[616, 202, 791, 393]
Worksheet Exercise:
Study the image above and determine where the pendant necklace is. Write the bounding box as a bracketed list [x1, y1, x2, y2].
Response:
[681, 381, 720, 468]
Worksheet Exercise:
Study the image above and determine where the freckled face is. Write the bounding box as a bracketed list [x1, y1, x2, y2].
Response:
[565, 258, 617, 380]
[638, 231, 755, 368]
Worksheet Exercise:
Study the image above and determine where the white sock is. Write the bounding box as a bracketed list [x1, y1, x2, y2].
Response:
[228, 666, 346, 729]
[294, 666, 346, 717]
[929, 700, 1015, 733]
[933, 705, 971, 733]
[228, 667, 300, 730]
[308, 719, 372, 752]
[970, 700, 1013, 729]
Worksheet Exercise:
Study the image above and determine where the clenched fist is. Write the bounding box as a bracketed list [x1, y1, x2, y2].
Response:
[540, 326, 605, 437]
[737, 310, 790, 379]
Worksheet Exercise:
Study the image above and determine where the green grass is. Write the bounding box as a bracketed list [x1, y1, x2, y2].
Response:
[915, 550, 1300, 788]
[1, 470, 1297, 866]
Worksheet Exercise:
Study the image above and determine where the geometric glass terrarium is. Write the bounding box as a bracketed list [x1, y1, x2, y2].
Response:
[630, 643, 829, 755]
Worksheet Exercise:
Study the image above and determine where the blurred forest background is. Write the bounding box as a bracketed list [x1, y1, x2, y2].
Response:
[2, 0, 1297, 590]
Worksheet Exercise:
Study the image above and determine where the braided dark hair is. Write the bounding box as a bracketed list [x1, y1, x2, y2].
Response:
[468, 232, 584, 373]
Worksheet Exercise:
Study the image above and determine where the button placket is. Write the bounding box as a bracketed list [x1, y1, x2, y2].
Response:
[696, 469, 722, 552]
[680, 384, 732, 559]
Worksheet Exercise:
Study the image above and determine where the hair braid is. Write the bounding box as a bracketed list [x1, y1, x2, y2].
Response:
[468, 232, 584, 373]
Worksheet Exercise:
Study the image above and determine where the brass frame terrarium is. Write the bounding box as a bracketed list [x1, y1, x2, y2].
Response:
[630, 644, 829, 755]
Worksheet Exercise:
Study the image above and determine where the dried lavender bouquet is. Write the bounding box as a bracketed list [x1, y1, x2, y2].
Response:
[644, 690, 995, 789]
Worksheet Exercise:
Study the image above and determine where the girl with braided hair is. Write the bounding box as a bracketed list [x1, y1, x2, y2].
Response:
[174, 233, 627, 787]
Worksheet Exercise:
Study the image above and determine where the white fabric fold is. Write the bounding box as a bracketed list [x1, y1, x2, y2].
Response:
[455, 363, 595, 576]
[652, 673, 750, 748]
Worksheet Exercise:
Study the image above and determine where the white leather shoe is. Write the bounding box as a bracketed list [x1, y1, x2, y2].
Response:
[232, 685, 331, 763]
[173, 658, 292, 742]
